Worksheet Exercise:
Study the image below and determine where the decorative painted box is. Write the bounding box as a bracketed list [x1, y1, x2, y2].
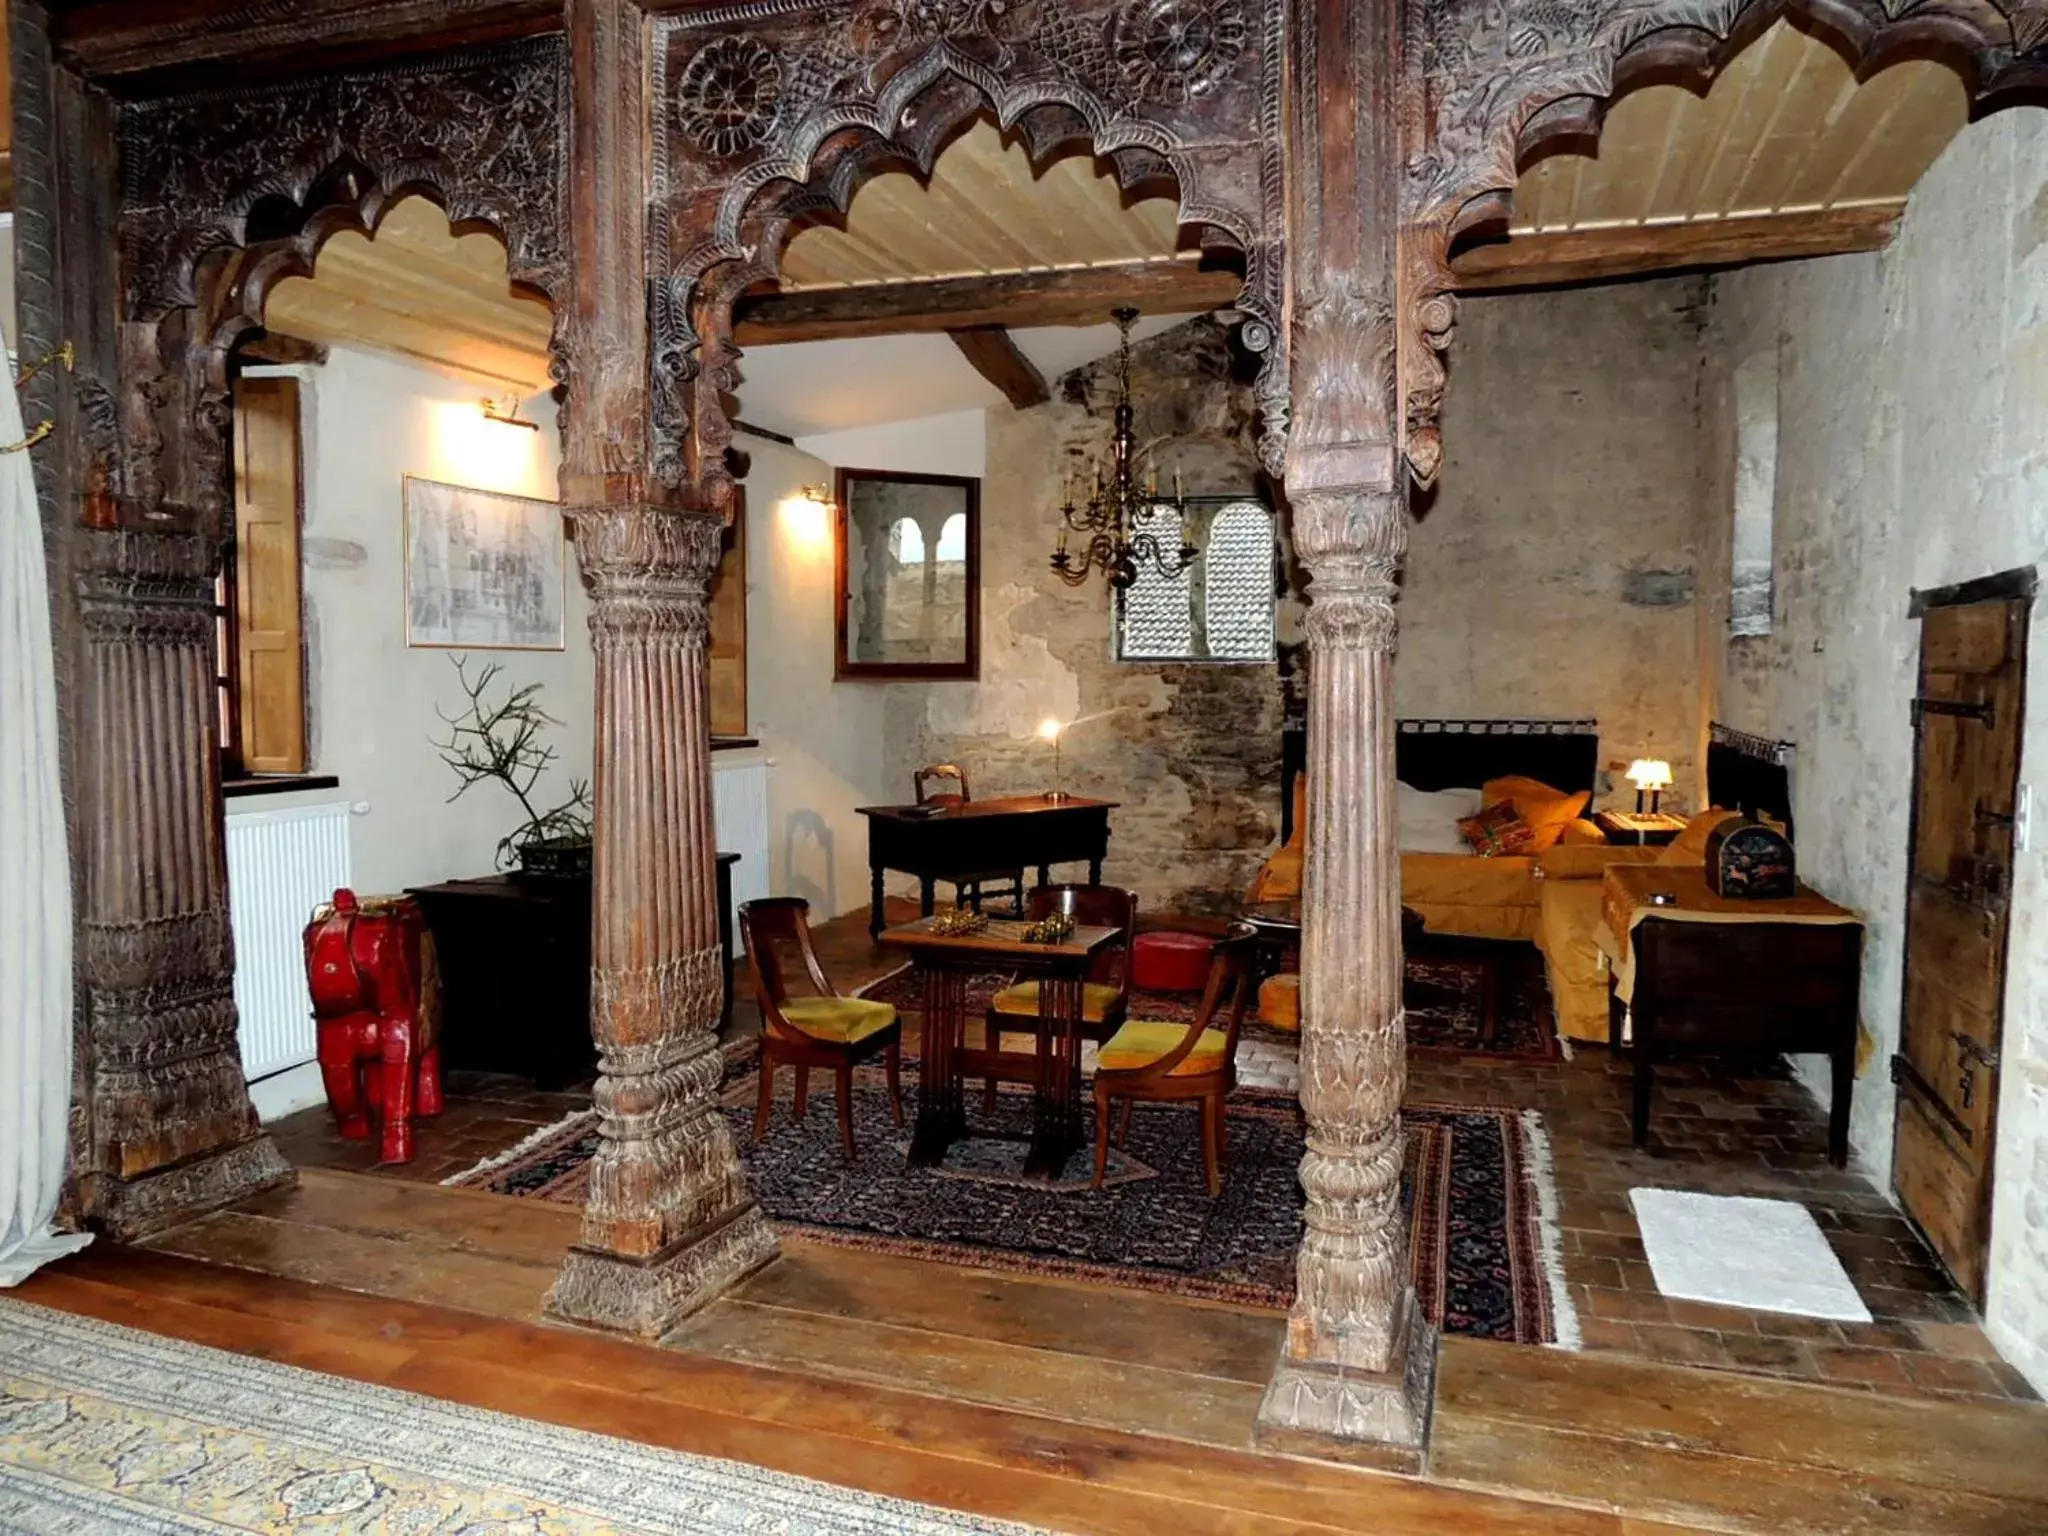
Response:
[1704, 815, 1796, 900]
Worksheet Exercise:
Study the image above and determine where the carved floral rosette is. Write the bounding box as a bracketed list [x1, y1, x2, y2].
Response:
[648, 0, 1290, 497]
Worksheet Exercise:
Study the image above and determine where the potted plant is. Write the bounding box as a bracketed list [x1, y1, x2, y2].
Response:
[433, 655, 593, 877]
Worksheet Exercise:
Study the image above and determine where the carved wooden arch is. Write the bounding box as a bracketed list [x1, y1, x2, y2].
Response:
[112, 34, 570, 532]
[1400, 0, 2048, 487]
[646, 0, 1288, 514]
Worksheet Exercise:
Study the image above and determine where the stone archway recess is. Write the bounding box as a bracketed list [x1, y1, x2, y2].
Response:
[17, 26, 569, 1241]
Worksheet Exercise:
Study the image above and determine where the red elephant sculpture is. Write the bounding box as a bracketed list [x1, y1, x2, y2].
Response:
[305, 889, 444, 1163]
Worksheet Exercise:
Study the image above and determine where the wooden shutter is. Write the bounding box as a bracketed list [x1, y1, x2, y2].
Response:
[232, 376, 307, 774]
[708, 489, 748, 737]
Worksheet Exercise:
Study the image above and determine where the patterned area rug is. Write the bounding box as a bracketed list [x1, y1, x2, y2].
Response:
[856, 939, 1563, 1063]
[0, 1297, 1045, 1535]
[449, 1058, 1573, 1346]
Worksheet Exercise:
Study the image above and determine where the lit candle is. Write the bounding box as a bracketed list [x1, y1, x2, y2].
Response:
[1174, 466, 1184, 503]
[1148, 463, 1159, 497]
[1057, 527, 1068, 554]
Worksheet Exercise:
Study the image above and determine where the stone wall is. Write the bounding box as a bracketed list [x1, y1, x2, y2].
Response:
[1699, 109, 2048, 1391]
[1408, 278, 1715, 811]
[883, 318, 1283, 915]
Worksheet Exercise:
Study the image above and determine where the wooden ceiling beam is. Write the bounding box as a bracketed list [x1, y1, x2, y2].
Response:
[53, 0, 557, 85]
[1448, 205, 1901, 292]
[948, 326, 1050, 410]
[733, 261, 1243, 345]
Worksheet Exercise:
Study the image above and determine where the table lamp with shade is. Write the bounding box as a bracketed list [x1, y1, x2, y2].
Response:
[1626, 758, 1674, 815]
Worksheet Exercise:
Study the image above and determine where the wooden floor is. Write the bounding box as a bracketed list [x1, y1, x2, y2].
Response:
[9, 1167, 2038, 1536]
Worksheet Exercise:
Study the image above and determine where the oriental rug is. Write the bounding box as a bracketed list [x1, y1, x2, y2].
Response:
[449, 1065, 1575, 1347]
[0, 1297, 1046, 1535]
[854, 939, 1563, 1064]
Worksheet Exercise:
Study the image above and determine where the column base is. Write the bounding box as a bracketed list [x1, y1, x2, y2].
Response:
[1253, 1291, 1438, 1472]
[545, 1201, 779, 1339]
[95, 1134, 296, 1242]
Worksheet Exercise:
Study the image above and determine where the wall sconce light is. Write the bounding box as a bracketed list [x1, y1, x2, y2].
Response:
[1625, 758, 1674, 814]
[798, 483, 835, 509]
[480, 395, 540, 432]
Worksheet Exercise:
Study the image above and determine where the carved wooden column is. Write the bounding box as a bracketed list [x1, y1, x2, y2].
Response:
[1256, 0, 1434, 1458]
[544, 0, 776, 1337]
[15, 0, 291, 1238]
[75, 531, 293, 1237]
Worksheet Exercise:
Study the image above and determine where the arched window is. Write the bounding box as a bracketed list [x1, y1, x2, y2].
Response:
[935, 511, 967, 563]
[1115, 503, 1193, 659]
[1202, 502, 1275, 660]
[891, 517, 926, 565]
[1116, 497, 1274, 663]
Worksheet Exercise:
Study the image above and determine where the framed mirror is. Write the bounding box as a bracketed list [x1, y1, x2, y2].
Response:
[834, 468, 980, 680]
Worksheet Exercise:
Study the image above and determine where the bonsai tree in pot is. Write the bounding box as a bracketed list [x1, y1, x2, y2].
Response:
[433, 655, 593, 876]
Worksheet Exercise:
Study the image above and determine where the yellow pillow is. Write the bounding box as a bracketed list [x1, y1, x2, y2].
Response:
[1481, 776, 1591, 853]
[1657, 808, 1743, 866]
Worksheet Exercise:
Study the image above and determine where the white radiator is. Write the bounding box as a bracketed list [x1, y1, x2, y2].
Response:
[712, 758, 770, 951]
[225, 801, 353, 1081]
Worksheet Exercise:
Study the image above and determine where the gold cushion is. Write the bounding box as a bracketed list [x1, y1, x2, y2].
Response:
[990, 980, 1124, 1021]
[1482, 775, 1592, 853]
[1097, 1020, 1231, 1076]
[777, 996, 897, 1044]
[1258, 973, 1300, 1033]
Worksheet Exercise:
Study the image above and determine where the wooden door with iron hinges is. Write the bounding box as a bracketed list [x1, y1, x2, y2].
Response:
[1891, 572, 2032, 1304]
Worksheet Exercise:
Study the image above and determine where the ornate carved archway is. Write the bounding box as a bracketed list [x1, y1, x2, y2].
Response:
[644, 0, 1291, 506]
[62, 35, 569, 1239]
[1399, 0, 2048, 486]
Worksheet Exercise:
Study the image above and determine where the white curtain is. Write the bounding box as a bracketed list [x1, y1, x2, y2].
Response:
[0, 354, 90, 1284]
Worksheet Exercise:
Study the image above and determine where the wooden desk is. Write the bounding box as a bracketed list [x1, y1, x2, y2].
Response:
[879, 916, 1119, 1178]
[857, 795, 1117, 937]
[1601, 864, 1863, 1164]
[409, 853, 740, 1087]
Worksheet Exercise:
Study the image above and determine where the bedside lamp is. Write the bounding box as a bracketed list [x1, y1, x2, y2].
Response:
[1625, 759, 1673, 815]
[1039, 717, 1068, 803]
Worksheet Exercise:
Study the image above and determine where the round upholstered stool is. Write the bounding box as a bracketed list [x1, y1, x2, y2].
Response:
[1131, 929, 1215, 993]
[1257, 972, 1300, 1033]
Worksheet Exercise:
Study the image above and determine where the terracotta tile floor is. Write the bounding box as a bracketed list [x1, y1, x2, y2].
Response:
[267, 910, 2035, 1406]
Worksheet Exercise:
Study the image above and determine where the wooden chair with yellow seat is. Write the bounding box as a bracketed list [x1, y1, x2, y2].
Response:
[1093, 927, 1259, 1195]
[738, 896, 904, 1161]
[981, 883, 1136, 1110]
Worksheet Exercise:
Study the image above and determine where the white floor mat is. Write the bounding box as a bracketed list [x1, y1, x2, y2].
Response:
[1629, 1188, 1873, 1323]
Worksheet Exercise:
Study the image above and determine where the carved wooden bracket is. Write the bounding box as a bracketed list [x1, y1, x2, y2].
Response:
[111, 35, 569, 533]
[1399, 0, 2048, 488]
[647, 0, 1290, 512]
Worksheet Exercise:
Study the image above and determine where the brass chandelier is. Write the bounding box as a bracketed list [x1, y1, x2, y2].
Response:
[1049, 307, 1197, 592]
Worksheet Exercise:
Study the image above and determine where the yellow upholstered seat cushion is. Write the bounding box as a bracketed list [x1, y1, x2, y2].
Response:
[1097, 1019, 1231, 1075]
[1258, 972, 1300, 1032]
[777, 996, 897, 1044]
[990, 980, 1124, 1021]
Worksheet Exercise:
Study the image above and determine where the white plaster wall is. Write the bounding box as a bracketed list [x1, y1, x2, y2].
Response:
[227, 347, 587, 897]
[1411, 278, 1712, 809]
[794, 409, 987, 479]
[740, 438, 895, 919]
[1707, 109, 2048, 1391]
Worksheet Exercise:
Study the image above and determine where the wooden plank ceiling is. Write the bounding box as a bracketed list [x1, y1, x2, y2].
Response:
[239, 23, 1969, 391]
[259, 196, 554, 393]
[1451, 20, 1968, 288]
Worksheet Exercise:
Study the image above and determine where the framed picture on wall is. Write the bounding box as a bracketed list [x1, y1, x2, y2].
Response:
[403, 474, 566, 650]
